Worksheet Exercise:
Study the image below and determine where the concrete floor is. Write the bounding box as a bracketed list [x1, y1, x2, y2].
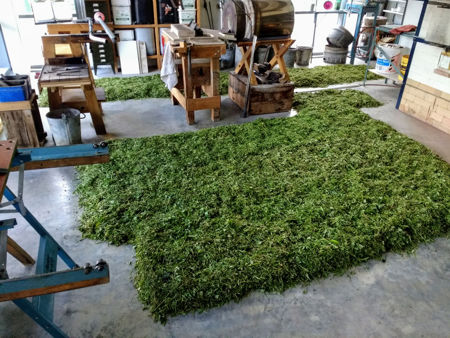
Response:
[1, 80, 449, 337]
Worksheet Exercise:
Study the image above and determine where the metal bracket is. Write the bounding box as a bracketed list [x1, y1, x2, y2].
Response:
[0, 164, 26, 215]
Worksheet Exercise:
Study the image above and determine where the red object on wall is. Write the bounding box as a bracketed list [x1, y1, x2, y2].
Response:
[323, 1, 333, 10]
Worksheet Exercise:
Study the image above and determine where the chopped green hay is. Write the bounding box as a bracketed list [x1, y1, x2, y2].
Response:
[39, 73, 230, 107]
[39, 65, 380, 106]
[288, 64, 381, 88]
[38, 74, 170, 107]
[76, 89, 450, 323]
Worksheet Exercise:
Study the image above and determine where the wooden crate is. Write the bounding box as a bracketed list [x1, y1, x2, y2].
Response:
[0, 91, 46, 148]
[228, 72, 294, 115]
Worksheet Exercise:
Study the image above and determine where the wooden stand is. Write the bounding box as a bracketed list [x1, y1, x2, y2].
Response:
[39, 34, 107, 135]
[170, 41, 226, 125]
[235, 38, 295, 85]
[229, 72, 294, 115]
[0, 92, 46, 147]
[230, 38, 295, 115]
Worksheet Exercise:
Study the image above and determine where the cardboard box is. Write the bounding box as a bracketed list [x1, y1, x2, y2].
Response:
[112, 6, 132, 25]
[117, 30, 135, 41]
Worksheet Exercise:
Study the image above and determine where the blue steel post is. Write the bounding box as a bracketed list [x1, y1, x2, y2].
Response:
[13, 298, 68, 338]
[3, 187, 77, 269]
[396, 0, 428, 109]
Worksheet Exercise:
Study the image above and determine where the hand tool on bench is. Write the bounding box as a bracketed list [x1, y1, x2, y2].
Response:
[0, 140, 110, 338]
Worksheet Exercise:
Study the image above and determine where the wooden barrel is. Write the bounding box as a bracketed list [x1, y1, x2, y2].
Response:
[222, 0, 294, 41]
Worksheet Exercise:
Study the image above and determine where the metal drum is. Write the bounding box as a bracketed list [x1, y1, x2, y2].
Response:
[222, 0, 295, 41]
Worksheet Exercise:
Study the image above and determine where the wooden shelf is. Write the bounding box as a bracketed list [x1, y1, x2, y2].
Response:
[114, 24, 156, 29]
[111, 0, 202, 70]
[383, 9, 404, 15]
[369, 69, 403, 84]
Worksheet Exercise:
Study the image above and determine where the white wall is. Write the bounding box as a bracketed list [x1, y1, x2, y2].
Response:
[0, 1, 28, 73]
[404, 1, 450, 94]
[0, 0, 47, 74]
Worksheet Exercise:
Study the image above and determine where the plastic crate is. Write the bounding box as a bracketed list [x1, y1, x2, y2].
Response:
[0, 86, 27, 103]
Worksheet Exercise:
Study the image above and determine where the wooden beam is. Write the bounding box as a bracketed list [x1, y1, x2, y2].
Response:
[0, 267, 109, 302]
[7, 237, 35, 266]
[10, 154, 109, 172]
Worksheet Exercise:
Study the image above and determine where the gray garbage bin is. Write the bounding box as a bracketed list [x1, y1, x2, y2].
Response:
[46, 108, 83, 146]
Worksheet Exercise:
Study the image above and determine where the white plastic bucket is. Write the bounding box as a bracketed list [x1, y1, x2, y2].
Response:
[375, 43, 408, 73]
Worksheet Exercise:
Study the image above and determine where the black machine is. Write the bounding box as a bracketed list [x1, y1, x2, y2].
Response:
[158, 0, 179, 24]
[134, 0, 154, 24]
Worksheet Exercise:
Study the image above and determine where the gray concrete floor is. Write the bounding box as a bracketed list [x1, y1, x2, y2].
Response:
[1, 80, 449, 337]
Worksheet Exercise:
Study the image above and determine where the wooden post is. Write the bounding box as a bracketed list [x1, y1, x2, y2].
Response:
[210, 57, 220, 121]
[180, 43, 194, 125]
[82, 85, 107, 135]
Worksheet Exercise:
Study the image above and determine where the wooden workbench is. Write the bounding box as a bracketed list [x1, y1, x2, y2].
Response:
[38, 64, 106, 135]
[169, 40, 226, 125]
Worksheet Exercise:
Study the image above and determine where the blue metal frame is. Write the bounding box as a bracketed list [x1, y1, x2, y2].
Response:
[0, 143, 110, 338]
[12, 143, 109, 168]
[363, 25, 415, 86]
[342, 3, 379, 64]
[395, 0, 429, 109]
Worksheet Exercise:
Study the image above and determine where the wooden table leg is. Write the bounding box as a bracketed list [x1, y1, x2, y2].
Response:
[181, 54, 194, 125]
[171, 93, 179, 105]
[238, 46, 258, 85]
[194, 87, 202, 99]
[269, 40, 295, 82]
[82, 84, 107, 135]
[210, 57, 220, 121]
[47, 87, 62, 111]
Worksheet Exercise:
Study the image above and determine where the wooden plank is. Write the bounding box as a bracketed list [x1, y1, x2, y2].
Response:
[171, 88, 186, 109]
[62, 87, 106, 103]
[47, 23, 113, 34]
[10, 154, 109, 172]
[228, 72, 294, 115]
[181, 44, 194, 125]
[82, 84, 106, 135]
[186, 96, 221, 111]
[7, 237, 35, 266]
[209, 58, 220, 121]
[238, 38, 294, 46]
[0, 140, 16, 197]
[0, 109, 40, 148]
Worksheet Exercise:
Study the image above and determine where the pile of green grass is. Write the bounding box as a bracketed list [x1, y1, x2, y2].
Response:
[76, 89, 450, 323]
[39, 65, 379, 106]
[288, 64, 380, 88]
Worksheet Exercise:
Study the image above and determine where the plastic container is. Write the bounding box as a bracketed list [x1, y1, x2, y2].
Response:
[220, 44, 236, 70]
[323, 45, 347, 64]
[375, 43, 407, 73]
[398, 54, 409, 81]
[46, 108, 83, 146]
[255, 46, 274, 64]
[327, 26, 353, 48]
[296, 46, 313, 66]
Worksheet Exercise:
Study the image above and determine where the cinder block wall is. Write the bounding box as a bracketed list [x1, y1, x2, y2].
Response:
[399, 2, 450, 134]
